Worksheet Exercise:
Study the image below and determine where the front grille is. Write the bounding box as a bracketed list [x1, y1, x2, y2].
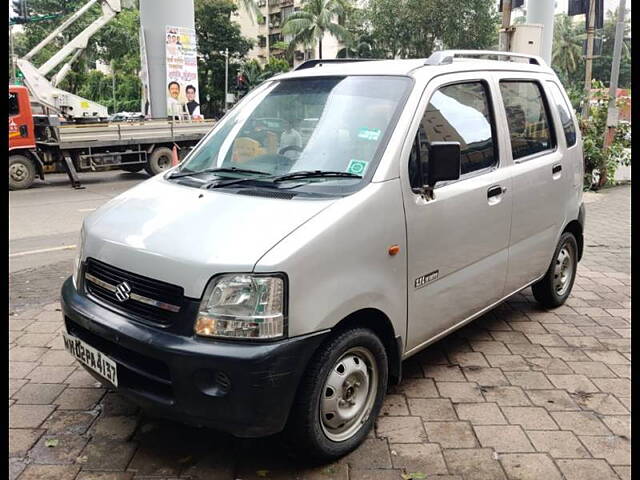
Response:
[84, 258, 184, 326]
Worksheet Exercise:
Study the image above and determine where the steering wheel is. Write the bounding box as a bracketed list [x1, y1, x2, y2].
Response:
[243, 153, 296, 175]
[278, 145, 303, 156]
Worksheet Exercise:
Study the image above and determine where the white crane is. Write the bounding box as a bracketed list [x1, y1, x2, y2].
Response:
[16, 0, 125, 122]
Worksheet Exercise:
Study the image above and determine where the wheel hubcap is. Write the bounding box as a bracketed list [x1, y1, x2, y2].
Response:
[10, 164, 27, 182]
[157, 155, 171, 169]
[553, 245, 574, 296]
[320, 347, 378, 442]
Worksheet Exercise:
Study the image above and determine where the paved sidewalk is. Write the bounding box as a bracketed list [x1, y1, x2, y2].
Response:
[9, 186, 630, 480]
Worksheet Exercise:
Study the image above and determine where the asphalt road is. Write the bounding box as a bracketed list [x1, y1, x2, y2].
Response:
[9, 170, 148, 274]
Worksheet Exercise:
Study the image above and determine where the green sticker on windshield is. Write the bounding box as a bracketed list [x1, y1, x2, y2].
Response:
[346, 159, 369, 176]
[357, 127, 381, 141]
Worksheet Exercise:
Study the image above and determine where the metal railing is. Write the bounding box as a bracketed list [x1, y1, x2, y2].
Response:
[425, 50, 546, 67]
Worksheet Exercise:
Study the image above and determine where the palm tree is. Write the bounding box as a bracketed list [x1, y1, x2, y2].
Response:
[282, 0, 350, 60]
[551, 14, 584, 85]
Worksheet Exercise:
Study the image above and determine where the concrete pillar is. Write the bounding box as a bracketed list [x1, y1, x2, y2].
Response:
[139, 0, 195, 118]
[526, 0, 555, 65]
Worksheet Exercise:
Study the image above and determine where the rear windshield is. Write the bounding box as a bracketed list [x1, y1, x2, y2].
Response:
[174, 76, 412, 196]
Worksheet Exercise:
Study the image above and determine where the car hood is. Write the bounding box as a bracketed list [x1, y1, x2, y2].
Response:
[82, 176, 335, 298]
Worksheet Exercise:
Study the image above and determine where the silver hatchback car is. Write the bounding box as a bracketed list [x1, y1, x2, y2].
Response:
[61, 50, 585, 461]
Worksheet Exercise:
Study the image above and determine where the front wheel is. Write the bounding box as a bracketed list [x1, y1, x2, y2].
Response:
[9, 154, 37, 190]
[284, 327, 388, 462]
[532, 232, 578, 308]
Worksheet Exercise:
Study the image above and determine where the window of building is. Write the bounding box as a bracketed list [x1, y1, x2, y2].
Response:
[500, 81, 556, 160]
[546, 81, 577, 147]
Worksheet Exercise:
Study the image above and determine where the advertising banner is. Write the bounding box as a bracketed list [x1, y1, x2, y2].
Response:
[165, 25, 201, 119]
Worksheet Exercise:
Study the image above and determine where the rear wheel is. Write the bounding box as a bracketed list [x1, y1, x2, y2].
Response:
[9, 154, 37, 190]
[145, 147, 174, 176]
[532, 232, 578, 308]
[284, 327, 388, 462]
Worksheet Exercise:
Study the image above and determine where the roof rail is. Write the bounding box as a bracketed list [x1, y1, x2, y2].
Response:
[294, 58, 378, 71]
[425, 50, 546, 67]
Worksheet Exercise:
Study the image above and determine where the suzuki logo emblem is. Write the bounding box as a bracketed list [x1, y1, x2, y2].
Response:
[114, 281, 131, 302]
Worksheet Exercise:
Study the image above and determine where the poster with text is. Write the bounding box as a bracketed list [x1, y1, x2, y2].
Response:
[165, 25, 201, 118]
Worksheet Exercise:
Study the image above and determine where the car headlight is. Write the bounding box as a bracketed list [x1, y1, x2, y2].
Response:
[195, 274, 286, 340]
[72, 225, 86, 289]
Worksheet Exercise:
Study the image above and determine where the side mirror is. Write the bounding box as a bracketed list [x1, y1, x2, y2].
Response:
[424, 141, 461, 186]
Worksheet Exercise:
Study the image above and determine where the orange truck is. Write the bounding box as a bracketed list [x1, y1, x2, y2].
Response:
[9, 85, 214, 190]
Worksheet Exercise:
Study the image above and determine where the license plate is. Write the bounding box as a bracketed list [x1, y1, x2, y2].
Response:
[63, 333, 118, 387]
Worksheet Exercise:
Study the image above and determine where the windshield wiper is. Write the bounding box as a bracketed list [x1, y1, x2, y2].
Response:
[272, 170, 362, 183]
[168, 167, 270, 179]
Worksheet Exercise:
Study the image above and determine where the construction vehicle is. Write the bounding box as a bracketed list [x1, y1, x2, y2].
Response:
[9, 0, 214, 190]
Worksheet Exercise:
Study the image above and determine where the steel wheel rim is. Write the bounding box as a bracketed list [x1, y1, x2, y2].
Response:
[157, 154, 172, 169]
[10, 163, 27, 182]
[553, 244, 574, 296]
[319, 346, 378, 442]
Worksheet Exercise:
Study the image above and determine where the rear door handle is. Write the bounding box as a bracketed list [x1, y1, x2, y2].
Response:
[552, 164, 562, 175]
[487, 185, 505, 198]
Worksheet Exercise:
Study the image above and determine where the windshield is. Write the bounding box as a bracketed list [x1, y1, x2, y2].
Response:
[174, 75, 412, 195]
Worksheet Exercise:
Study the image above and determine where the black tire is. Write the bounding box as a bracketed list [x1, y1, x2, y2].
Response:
[9, 154, 37, 190]
[120, 163, 144, 173]
[284, 327, 388, 463]
[532, 232, 578, 308]
[145, 147, 174, 176]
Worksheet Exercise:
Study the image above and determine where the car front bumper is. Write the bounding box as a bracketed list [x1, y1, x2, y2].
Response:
[60, 277, 327, 437]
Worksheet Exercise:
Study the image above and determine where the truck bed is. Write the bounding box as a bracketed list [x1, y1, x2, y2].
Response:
[43, 119, 216, 149]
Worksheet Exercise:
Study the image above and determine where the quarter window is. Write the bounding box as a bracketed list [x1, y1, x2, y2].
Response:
[547, 81, 577, 147]
[500, 81, 555, 160]
[419, 82, 497, 177]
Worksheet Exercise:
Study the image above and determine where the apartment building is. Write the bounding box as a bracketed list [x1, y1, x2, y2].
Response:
[234, 0, 343, 67]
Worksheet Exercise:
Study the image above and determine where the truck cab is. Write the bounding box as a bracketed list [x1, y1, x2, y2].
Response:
[9, 85, 43, 190]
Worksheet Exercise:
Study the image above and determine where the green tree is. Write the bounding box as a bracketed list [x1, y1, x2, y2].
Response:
[551, 14, 585, 88]
[592, 7, 631, 89]
[282, 0, 350, 59]
[195, 0, 253, 117]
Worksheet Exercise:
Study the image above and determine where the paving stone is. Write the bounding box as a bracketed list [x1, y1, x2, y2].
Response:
[16, 333, 58, 347]
[100, 392, 139, 416]
[423, 421, 477, 448]
[499, 453, 563, 480]
[9, 457, 27, 480]
[526, 430, 590, 458]
[393, 377, 438, 398]
[480, 386, 531, 406]
[572, 392, 628, 414]
[25, 321, 61, 333]
[75, 473, 135, 480]
[578, 326, 620, 338]
[567, 361, 616, 377]
[443, 448, 506, 480]
[13, 383, 66, 404]
[389, 443, 448, 475]
[9, 404, 55, 428]
[489, 331, 531, 344]
[9, 346, 48, 362]
[341, 438, 392, 469]
[485, 354, 530, 371]
[556, 459, 619, 480]
[543, 324, 583, 337]
[524, 357, 573, 374]
[55, 387, 106, 410]
[455, 403, 506, 425]
[448, 351, 489, 367]
[474, 425, 534, 452]
[506, 343, 551, 358]
[81, 437, 138, 470]
[43, 410, 98, 435]
[407, 398, 457, 421]
[547, 374, 598, 393]
[579, 435, 631, 465]
[613, 466, 631, 480]
[544, 346, 590, 362]
[422, 364, 466, 382]
[470, 341, 510, 355]
[39, 349, 76, 366]
[9, 361, 38, 379]
[376, 416, 426, 443]
[16, 465, 81, 480]
[26, 365, 75, 383]
[564, 336, 603, 348]
[550, 411, 610, 435]
[30, 433, 89, 464]
[65, 368, 105, 388]
[9, 378, 28, 397]
[380, 394, 409, 416]
[461, 366, 509, 386]
[436, 381, 484, 403]
[350, 471, 404, 480]
[9, 428, 44, 457]
[524, 334, 567, 347]
[508, 322, 547, 335]
[502, 406, 558, 430]
[601, 415, 630, 439]
[505, 371, 553, 389]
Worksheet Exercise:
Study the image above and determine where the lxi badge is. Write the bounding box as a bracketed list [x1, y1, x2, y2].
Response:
[415, 270, 439, 289]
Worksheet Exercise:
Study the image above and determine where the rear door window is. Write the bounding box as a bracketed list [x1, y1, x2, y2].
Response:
[499, 81, 556, 160]
[546, 81, 577, 147]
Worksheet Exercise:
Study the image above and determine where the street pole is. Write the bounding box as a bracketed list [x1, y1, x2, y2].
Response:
[499, 0, 512, 52]
[224, 48, 229, 113]
[111, 60, 117, 114]
[582, 0, 596, 119]
[600, 0, 627, 186]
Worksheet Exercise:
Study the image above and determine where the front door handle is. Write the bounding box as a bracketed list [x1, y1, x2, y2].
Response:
[552, 163, 562, 175]
[487, 185, 506, 205]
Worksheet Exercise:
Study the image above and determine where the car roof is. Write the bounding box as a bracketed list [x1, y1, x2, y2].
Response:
[273, 55, 555, 82]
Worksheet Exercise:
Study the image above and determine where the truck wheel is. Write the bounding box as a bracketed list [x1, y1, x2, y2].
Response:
[145, 147, 174, 176]
[532, 232, 578, 308]
[9, 154, 37, 190]
[284, 327, 388, 462]
[121, 164, 144, 173]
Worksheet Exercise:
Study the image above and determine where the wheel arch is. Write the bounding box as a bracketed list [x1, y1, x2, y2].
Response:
[562, 219, 584, 261]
